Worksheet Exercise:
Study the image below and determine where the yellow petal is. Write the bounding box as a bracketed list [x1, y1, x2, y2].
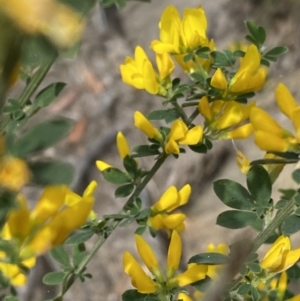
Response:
[162, 213, 186, 229]
[236, 150, 250, 174]
[177, 184, 192, 207]
[143, 59, 159, 95]
[176, 264, 207, 286]
[134, 111, 162, 141]
[31, 185, 68, 224]
[96, 160, 112, 171]
[117, 132, 131, 159]
[165, 139, 180, 154]
[278, 248, 300, 272]
[148, 214, 164, 230]
[153, 186, 178, 212]
[211, 68, 227, 90]
[275, 83, 298, 119]
[169, 120, 188, 141]
[135, 235, 159, 272]
[291, 107, 300, 141]
[277, 271, 287, 299]
[123, 251, 156, 293]
[179, 126, 203, 145]
[250, 107, 285, 136]
[226, 123, 253, 139]
[178, 293, 193, 301]
[83, 180, 97, 198]
[156, 52, 175, 79]
[215, 105, 243, 130]
[198, 96, 212, 121]
[254, 131, 289, 152]
[167, 231, 182, 273]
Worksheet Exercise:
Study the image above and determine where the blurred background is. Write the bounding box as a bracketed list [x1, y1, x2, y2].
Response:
[16, 0, 300, 300]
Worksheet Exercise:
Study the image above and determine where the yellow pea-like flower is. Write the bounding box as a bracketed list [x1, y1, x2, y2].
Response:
[211, 68, 227, 90]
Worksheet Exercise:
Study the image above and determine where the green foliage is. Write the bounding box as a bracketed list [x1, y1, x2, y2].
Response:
[148, 109, 181, 123]
[43, 271, 66, 286]
[122, 290, 158, 301]
[281, 214, 300, 235]
[188, 252, 229, 265]
[65, 230, 94, 245]
[115, 183, 135, 198]
[12, 117, 73, 157]
[292, 169, 300, 184]
[217, 210, 257, 229]
[29, 160, 74, 185]
[246, 165, 272, 205]
[214, 179, 254, 210]
[50, 246, 72, 267]
[102, 168, 131, 184]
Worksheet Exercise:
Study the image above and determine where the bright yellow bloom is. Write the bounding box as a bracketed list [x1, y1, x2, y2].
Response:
[229, 45, 267, 94]
[134, 111, 163, 142]
[0, 0, 84, 48]
[151, 5, 211, 54]
[3, 181, 97, 262]
[211, 68, 227, 90]
[0, 156, 30, 191]
[250, 105, 300, 152]
[96, 131, 132, 172]
[123, 231, 207, 294]
[165, 120, 203, 154]
[117, 132, 131, 159]
[198, 97, 255, 140]
[149, 184, 191, 234]
[178, 293, 193, 301]
[120, 46, 174, 95]
[261, 236, 300, 274]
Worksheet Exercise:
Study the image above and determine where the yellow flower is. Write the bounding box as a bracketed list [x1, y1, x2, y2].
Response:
[120, 46, 174, 95]
[211, 68, 227, 90]
[250, 105, 300, 152]
[149, 185, 191, 234]
[0, 156, 30, 191]
[178, 293, 194, 301]
[0, 252, 35, 286]
[150, 5, 210, 54]
[0, 0, 84, 48]
[229, 45, 267, 94]
[117, 132, 131, 159]
[96, 131, 132, 172]
[165, 120, 203, 154]
[198, 97, 255, 140]
[123, 231, 207, 294]
[3, 181, 97, 261]
[261, 236, 300, 274]
[134, 111, 163, 142]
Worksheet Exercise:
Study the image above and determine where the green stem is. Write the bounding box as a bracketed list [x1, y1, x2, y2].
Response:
[187, 108, 200, 125]
[182, 102, 199, 108]
[230, 199, 295, 291]
[66, 156, 167, 290]
[171, 101, 189, 125]
[0, 52, 58, 132]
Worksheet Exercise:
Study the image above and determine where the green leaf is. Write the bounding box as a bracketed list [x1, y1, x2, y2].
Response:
[233, 50, 245, 57]
[29, 160, 74, 185]
[189, 143, 207, 154]
[214, 180, 254, 210]
[211, 51, 231, 67]
[188, 252, 229, 265]
[245, 21, 259, 42]
[135, 226, 146, 235]
[265, 46, 288, 57]
[258, 26, 266, 44]
[251, 285, 260, 301]
[245, 35, 257, 45]
[135, 208, 150, 220]
[4, 297, 19, 301]
[183, 53, 194, 62]
[50, 246, 71, 267]
[217, 210, 257, 229]
[60, 0, 96, 14]
[102, 168, 131, 184]
[122, 290, 158, 301]
[43, 271, 66, 285]
[72, 243, 86, 267]
[281, 214, 300, 235]
[191, 276, 212, 292]
[0, 191, 16, 229]
[237, 283, 251, 295]
[65, 230, 94, 245]
[123, 156, 138, 178]
[34, 82, 66, 108]
[247, 262, 262, 274]
[261, 58, 270, 67]
[292, 169, 300, 184]
[148, 109, 180, 123]
[13, 117, 73, 157]
[247, 165, 271, 205]
[132, 145, 160, 156]
[115, 183, 134, 198]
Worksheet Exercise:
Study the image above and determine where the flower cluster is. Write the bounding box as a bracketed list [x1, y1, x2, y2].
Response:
[0, 181, 97, 285]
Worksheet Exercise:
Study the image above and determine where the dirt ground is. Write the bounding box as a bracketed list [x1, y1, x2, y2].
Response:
[17, 1, 300, 300]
